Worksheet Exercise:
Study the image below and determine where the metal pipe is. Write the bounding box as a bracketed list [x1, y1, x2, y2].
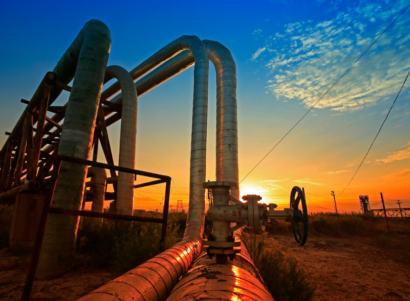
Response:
[87, 167, 107, 226]
[203, 40, 239, 199]
[0, 180, 41, 201]
[167, 237, 273, 301]
[36, 19, 111, 280]
[104, 66, 138, 215]
[77, 36, 208, 301]
[106, 36, 209, 242]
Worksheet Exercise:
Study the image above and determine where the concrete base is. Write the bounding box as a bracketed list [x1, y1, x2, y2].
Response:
[9, 192, 45, 252]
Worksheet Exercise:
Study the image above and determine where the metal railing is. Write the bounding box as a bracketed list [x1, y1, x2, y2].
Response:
[21, 154, 171, 301]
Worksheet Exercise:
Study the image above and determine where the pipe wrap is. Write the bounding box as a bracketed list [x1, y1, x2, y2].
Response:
[203, 40, 239, 199]
[104, 65, 138, 215]
[36, 19, 111, 280]
[78, 36, 208, 300]
[87, 167, 107, 226]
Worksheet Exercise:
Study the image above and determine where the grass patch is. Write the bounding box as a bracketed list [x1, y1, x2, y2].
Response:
[75, 211, 184, 275]
[242, 233, 315, 301]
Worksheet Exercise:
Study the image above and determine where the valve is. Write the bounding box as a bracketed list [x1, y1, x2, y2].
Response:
[204, 182, 309, 264]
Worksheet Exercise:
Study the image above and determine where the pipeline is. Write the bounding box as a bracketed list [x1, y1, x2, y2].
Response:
[36, 19, 111, 280]
[76, 41, 250, 301]
[167, 239, 274, 301]
[104, 65, 138, 215]
[87, 167, 107, 225]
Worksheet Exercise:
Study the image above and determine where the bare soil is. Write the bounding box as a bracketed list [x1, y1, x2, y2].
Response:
[1, 235, 410, 301]
[0, 249, 112, 300]
[274, 234, 410, 301]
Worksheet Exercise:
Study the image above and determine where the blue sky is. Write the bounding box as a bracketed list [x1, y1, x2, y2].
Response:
[0, 0, 409, 211]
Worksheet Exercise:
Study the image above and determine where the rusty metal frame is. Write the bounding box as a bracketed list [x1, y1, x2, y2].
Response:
[20, 154, 171, 301]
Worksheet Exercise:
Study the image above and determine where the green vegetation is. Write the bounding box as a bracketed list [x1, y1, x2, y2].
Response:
[75, 211, 184, 275]
[242, 233, 315, 301]
[269, 212, 410, 259]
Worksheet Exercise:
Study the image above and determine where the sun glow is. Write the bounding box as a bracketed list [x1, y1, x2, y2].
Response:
[240, 184, 268, 202]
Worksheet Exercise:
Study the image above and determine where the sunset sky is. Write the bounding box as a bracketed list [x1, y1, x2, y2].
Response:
[0, 0, 409, 213]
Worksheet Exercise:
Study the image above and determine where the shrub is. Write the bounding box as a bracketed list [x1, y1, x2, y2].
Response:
[76, 211, 180, 275]
[242, 233, 315, 301]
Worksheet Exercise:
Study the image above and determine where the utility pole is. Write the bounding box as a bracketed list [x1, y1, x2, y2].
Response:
[397, 200, 403, 218]
[331, 191, 338, 214]
[380, 192, 390, 230]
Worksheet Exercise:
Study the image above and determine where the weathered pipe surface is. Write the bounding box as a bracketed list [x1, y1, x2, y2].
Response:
[104, 36, 209, 241]
[36, 19, 111, 280]
[203, 40, 239, 200]
[87, 167, 106, 226]
[104, 65, 138, 215]
[77, 239, 201, 301]
[167, 239, 274, 301]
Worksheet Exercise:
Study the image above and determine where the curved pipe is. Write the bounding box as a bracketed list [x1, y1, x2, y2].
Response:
[36, 19, 111, 280]
[77, 41, 243, 301]
[77, 37, 208, 300]
[203, 40, 239, 199]
[103, 36, 209, 241]
[104, 66, 138, 215]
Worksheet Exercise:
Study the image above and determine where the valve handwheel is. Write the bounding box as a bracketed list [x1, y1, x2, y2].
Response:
[290, 186, 308, 246]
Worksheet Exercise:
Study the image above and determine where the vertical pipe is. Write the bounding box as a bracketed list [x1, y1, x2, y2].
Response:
[87, 167, 107, 226]
[36, 20, 111, 280]
[104, 66, 138, 215]
[203, 40, 239, 199]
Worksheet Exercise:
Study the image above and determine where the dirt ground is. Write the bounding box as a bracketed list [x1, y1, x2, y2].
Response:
[0, 249, 112, 300]
[1, 235, 410, 300]
[274, 234, 410, 301]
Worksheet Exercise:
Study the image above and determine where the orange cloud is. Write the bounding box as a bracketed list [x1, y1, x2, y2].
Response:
[386, 168, 410, 179]
[376, 145, 410, 163]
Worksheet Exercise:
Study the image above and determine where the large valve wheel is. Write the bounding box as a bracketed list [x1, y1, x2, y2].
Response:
[290, 186, 308, 246]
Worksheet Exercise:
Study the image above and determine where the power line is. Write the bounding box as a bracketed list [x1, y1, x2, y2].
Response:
[240, 4, 410, 184]
[338, 70, 410, 197]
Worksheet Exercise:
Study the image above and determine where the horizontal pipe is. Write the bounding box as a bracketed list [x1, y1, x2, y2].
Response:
[57, 155, 171, 180]
[48, 208, 164, 223]
[166, 237, 273, 301]
[0, 180, 41, 201]
[133, 179, 165, 189]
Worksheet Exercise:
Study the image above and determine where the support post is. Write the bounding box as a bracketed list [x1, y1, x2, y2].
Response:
[29, 92, 50, 179]
[161, 178, 171, 247]
[0, 142, 12, 192]
[14, 116, 29, 186]
[380, 192, 389, 230]
[397, 200, 403, 218]
[21, 158, 61, 301]
[331, 191, 338, 214]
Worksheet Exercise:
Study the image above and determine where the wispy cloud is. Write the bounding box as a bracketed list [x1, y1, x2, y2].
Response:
[323, 169, 350, 175]
[260, 179, 288, 183]
[259, 179, 287, 190]
[251, 47, 266, 61]
[254, 1, 410, 111]
[376, 144, 410, 163]
[386, 168, 410, 179]
[253, 29, 262, 39]
[294, 179, 323, 185]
